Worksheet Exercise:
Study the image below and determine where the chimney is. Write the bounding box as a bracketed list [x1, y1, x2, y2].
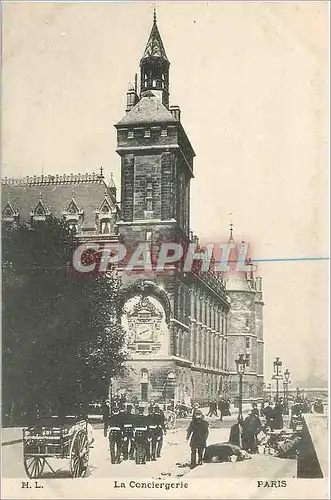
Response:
[255, 276, 262, 292]
[126, 87, 138, 113]
[169, 105, 181, 121]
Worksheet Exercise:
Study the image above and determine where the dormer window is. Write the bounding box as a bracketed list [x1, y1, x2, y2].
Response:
[2, 201, 19, 223]
[97, 197, 113, 235]
[62, 197, 83, 232]
[127, 130, 134, 139]
[30, 198, 51, 221]
[144, 129, 151, 138]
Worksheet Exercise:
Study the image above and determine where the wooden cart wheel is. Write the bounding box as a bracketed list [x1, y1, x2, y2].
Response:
[69, 429, 89, 478]
[23, 456, 46, 479]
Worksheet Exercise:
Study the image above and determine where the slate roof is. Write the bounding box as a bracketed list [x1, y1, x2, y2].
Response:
[116, 93, 177, 127]
[2, 173, 117, 230]
[141, 18, 168, 61]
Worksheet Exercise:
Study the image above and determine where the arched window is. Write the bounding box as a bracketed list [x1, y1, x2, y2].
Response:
[141, 369, 149, 402]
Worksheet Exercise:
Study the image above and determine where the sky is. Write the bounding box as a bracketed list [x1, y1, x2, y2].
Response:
[2, 1, 329, 387]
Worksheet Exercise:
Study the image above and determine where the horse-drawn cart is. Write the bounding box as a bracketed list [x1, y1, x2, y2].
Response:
[22, 419, 89, 478]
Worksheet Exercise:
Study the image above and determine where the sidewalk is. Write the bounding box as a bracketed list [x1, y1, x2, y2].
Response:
[2, 427, 23, 446]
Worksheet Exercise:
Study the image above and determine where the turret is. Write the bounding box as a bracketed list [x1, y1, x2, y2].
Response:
[140, 9, 170, 108]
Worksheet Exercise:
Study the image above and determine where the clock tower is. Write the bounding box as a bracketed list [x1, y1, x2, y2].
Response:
[113, 12, 196, 402]
[115, 12, 195, 251]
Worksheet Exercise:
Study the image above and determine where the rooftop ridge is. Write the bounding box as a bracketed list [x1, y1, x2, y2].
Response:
[2, 172, 107, 187]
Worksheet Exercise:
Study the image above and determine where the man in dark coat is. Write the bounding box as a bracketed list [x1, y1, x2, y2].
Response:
[121, 405, 135, 460]
[186, 411, 209, 468]
[102, 399, 110, 438]
[273, 402, 284, 430]
[263, 402, 275, 430]
[108, 407, 123, 463]
[229, 418, 243, 448]
[242, 412, 262, 453]
[218, 399, 226, 421]
[133, 407, 148, 464]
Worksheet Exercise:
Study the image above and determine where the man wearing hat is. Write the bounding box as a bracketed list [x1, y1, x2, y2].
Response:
[108, 407, 123, 464]
[186, 411, 209, 468]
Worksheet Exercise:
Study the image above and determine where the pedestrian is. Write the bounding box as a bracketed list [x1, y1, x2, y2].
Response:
[263, 402, 275, 430]
[108, 407, 122, 464]
[146, 406, 155, 461]
[152, 404, 166, 459]
[186, 410, 209, 468]
[133, 407, 148, 464]
[273, 401, 284, 430]
[192, 402, 200, 417]
[228, 418, 244, 448]
[218, 399, 226, 421]
[242, 412, 262, 454]
[260, 400, 265, 415]
[121, 405, 134, 460]
[148, 399, 156, 414]
[207, 400, 213, 417]
[102, 399, 110, 438]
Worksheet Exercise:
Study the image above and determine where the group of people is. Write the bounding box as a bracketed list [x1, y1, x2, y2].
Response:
[206, 399, 231, 420]
[102, 400, 166, 464]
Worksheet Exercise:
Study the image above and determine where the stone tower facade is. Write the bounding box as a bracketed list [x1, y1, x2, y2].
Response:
[226, 231, 264, 401]
[113, 14, 230, 404]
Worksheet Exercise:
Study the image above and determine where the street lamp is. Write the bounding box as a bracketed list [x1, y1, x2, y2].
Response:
[296, 386, 300, 401]
[273, 357, 282, 403]
[235, 354, 248, 421]
[283, 369, 290, 414]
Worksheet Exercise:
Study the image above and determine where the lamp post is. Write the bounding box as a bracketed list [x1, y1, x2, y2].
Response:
[273, 357, 282, 403]
[296, 386, 300, 401]
[235, 354, 248, 421]
[283, 369, 290, 414]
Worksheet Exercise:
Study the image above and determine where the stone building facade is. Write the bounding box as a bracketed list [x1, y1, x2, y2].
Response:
[2, 14, 264, 405]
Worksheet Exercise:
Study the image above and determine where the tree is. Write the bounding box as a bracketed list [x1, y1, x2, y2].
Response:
[2, 218, 126, 423]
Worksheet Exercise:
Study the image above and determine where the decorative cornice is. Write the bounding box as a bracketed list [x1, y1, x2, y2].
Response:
[2, 172, 106, 187]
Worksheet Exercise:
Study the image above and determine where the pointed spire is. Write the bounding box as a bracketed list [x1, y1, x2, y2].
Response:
[141, 9, 168, 61]
[229, 213, 234, 242]
[109, 173, 116, 189]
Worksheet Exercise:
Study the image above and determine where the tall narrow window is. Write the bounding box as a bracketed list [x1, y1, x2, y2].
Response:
[141, 370, 149, 402]
[145, 178, 153, 212]
[144, 129, 151, 138]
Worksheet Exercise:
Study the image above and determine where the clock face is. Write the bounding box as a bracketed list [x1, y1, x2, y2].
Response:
[136, 322, 153, 341]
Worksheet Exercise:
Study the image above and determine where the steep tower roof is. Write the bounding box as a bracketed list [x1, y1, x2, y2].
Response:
[141, 10, 168, 62]
[116, 92, 177, 127]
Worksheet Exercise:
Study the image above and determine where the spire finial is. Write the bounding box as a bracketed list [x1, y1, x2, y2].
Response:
[153, 4, 157, 24]
[229, 213, 234, 241]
